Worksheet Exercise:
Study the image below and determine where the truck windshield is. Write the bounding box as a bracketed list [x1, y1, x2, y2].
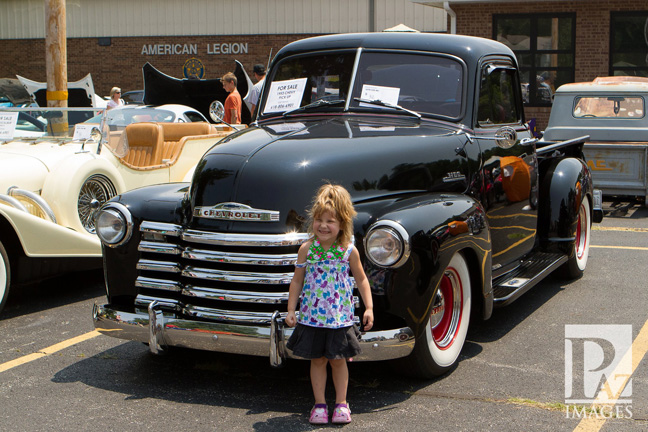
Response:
[349, 52, 464, 118]
[262, 51, 356, 116]
[260, 50, 464, 119]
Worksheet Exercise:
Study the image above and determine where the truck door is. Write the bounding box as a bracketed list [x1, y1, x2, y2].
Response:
[475, 61, 539, 275]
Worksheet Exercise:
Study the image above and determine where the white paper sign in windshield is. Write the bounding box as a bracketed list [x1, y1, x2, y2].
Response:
[0, 112, 18, 140]
[263, 78, 307, 114]
[360, 84, 400, 107]
[73, 123, 94, 141]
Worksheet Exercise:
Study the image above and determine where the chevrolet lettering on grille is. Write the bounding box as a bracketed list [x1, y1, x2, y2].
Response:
[193, 202, 280, 222]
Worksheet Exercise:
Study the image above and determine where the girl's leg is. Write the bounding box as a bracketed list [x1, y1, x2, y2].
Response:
[329, 358, 348, 404]
[310, 357, 328, 404]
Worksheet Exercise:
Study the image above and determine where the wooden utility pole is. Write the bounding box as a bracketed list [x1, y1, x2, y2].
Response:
[45, 0, 68, 134]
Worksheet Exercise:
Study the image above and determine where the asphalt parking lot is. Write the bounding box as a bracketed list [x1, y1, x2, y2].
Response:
[0, 199, 647, 431]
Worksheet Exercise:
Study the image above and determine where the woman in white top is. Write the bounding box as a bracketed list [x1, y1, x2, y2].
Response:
[107, 87, 124, 110]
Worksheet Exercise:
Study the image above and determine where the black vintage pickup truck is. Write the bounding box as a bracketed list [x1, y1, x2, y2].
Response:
[92, 32, 603, 378]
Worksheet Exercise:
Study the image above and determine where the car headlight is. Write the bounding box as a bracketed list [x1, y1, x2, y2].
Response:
[364, 220, 410, 268]
[95, 202, 133, 247]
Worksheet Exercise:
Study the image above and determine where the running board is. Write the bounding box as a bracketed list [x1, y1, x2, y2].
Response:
[492, 252, 567, 307]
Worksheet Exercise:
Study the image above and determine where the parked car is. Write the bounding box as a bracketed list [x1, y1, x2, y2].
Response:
[142, 60, 253, 124]
[92, 32, 603, 378]
[14, 112, 47, 137]
[17, 73, 107, 109]
[85, 104, 209, 127]
[0, 106, 238, 313]
[121, 90, 144, 105]
[544, 76, 648, 204]
[0, 78, 32, 107]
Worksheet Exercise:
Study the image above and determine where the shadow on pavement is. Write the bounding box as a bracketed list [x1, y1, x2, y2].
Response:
[465, 275, 566, 347]
[1, 268, 105, 319]
[52, 341, 437, 430]
[603, 197, 648, 218]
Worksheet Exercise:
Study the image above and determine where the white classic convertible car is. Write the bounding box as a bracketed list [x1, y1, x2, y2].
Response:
[0, 106, 237, 313]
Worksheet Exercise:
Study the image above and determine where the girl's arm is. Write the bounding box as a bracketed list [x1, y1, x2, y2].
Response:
[285, 241, 310, 327]
[349, 247, 374, 331]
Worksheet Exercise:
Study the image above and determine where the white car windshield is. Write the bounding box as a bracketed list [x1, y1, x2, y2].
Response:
[87, 107, 176, 127]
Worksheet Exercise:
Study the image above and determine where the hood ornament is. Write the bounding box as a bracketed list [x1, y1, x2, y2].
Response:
[194, 202, 280, 222]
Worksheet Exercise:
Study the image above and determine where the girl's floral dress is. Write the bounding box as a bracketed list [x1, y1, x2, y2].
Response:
[296, 239, 355, 328]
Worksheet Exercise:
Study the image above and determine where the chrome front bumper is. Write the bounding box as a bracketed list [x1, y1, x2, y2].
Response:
[92, 302, 415, 365]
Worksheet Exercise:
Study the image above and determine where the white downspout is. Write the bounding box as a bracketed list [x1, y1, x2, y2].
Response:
[444, 1, 457, 34]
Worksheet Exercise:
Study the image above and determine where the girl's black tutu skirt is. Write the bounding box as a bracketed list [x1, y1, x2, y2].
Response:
[286, 324, 362, 360]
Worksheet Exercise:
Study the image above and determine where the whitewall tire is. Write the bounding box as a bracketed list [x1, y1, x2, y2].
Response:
[0, 240, 10, 315]
[403, 251, 471, 378]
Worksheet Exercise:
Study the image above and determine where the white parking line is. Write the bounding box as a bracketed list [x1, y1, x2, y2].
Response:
[0, 330, 100, 373]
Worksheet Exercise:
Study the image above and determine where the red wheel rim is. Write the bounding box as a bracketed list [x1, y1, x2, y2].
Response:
[430, 267, 464, 350]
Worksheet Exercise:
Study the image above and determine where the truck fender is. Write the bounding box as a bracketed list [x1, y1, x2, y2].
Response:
[41, 154, 125, 234]
[359, 194, 493, 335]
[538, 157, 593, 244]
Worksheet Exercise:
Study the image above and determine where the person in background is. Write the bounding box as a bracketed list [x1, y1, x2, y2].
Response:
[221, 72, 242, 124]
[248, 64, 266, 115]
[107, 87, 124, 110]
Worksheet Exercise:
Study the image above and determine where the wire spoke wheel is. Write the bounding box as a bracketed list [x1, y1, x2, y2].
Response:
[78, 175, 117, 233]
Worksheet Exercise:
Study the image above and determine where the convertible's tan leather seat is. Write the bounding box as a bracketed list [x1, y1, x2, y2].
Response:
[160, 122, 212, 164]
[122, 123, 164, 167]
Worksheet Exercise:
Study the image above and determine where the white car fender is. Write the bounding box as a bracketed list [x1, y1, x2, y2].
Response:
[182, 166, 196, 183]
[41, 154, 125, 233]
[0, 203, 101, 257]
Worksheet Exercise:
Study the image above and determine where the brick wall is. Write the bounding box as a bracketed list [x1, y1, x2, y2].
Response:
[1, 0, 645, 131]
[450, 0, 647, 130]
[0, 34, 321, 98]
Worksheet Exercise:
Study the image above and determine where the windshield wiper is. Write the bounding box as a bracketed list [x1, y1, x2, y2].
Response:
[282, 99, 345, 117]
[353, 97, 421, 119]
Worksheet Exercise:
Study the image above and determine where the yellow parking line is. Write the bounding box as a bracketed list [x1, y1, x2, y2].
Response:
[0, 330, 100, 373]
[593, 226, 648, 232]
[590, 245, 648, 251]
[572, 320, 648, 432]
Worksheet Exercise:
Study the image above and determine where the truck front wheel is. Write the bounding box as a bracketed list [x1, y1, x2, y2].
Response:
[0, 240, 10, 315]
[403, 252, 471, 378]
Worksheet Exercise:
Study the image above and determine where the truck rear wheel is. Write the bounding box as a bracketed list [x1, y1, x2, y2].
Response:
[0, 240, 10, 315]
[557, 195, 591, 279]
[402, 252, 471, 378]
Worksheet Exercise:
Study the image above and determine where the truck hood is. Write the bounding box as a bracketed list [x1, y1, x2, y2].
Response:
[189, 116, 469, 233]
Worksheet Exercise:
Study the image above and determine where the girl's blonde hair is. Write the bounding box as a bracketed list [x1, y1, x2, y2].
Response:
[308, 183, 357, 246]
[110, 87, 121, 97]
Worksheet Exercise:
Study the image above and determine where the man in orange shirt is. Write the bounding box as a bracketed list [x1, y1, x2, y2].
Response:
[221, 72, 242, 124]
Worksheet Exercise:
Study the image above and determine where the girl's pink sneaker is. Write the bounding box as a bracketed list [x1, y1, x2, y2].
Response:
[309, 404, 328, 424]
[332, 403, 352, 424]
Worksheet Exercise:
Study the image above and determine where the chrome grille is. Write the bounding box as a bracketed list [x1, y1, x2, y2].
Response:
[135, 221, 359, 324]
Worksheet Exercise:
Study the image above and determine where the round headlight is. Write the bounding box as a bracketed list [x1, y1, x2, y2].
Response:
[364, 221, 410, 268]
[95, 203, 132, 247]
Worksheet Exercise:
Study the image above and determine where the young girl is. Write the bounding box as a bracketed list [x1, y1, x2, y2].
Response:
[285, 183, 374, 425]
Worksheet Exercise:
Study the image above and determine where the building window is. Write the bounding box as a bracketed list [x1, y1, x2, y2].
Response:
[494, 13, 575, 107]
[610, 12, 648, 77]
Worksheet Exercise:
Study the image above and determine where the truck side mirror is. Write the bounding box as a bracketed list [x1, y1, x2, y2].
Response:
[495, 126, 517, 149]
